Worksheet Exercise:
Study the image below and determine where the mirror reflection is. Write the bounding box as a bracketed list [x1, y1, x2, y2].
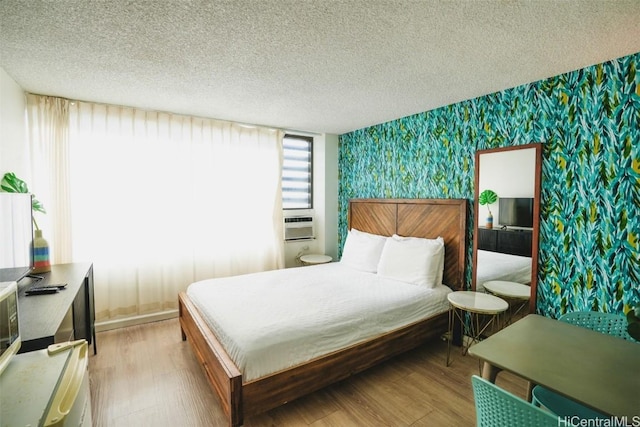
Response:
[472, 143, 542, 315]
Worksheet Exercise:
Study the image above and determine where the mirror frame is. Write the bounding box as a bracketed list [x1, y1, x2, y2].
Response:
[472, 143, 542, 314]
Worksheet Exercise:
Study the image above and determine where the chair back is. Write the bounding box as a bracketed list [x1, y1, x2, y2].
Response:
[559, 311, 636, 341]
[472, 375, 557, 427]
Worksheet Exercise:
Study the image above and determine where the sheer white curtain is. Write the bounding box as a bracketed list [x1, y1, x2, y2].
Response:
[25, 95, 73, 264]
[27, 95, 284, 323]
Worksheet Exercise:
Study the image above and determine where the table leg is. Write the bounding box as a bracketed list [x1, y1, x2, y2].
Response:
[525, 381, 534, 402]
[509, 299, 529, 325]
[463, 312, 499, 355]
[446, 307, 454, 366]
[480, 361, 502, 383]
[447, 305, 503, 364]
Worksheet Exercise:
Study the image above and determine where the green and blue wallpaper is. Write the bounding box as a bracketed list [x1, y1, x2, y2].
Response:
[338, 52, 639, 318]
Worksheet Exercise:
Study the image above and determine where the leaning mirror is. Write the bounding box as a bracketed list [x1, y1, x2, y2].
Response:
[472, 143, 542, 314]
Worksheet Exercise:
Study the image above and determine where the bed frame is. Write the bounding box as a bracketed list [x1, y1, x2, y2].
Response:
[179, 198, 468, 426]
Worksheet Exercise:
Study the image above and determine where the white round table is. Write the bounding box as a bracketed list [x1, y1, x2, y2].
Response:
[483, 280, 530, 325]
[483, 280, 530, 299]
[446, 291, 508, 366]
[300, 254, 332, 266]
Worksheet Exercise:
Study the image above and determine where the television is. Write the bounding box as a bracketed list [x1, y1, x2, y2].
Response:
[0, 193, 34, 283]
[499, 197, 534, 228]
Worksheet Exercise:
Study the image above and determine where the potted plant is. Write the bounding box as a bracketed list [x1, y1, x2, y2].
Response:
[478, 189, 498, 229]
[1, 172, 50, 272]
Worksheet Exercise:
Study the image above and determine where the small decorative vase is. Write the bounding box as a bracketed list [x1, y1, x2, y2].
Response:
[32, 229, 51, 273]
[486, 212, 493, 229]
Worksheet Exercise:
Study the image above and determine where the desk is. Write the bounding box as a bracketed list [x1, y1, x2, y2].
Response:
[468, 314, 640, 417]
[18, 263, 96, 354]
[446, 291, 508, 366]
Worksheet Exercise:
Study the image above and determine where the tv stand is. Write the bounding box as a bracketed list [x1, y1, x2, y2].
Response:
[17, 263, 96, 354]
[478, 227, 532, 257]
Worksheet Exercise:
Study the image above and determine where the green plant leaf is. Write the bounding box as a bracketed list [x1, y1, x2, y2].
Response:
[31, 198, 46, 214]
[478, 189, 498, 206]
[0, 172, 46, 214]
[1, 172, 29, 193]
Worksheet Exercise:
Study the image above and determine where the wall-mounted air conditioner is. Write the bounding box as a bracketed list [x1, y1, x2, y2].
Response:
[284, 214, 314, 241]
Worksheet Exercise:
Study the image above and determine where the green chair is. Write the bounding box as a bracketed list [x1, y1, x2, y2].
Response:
[531, 311, 635, 418]
[558, 311, 636, 341]
[472, 375, 557, 427]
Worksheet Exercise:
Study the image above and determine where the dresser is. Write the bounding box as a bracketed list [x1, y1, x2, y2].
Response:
[477, 228, 532, 257]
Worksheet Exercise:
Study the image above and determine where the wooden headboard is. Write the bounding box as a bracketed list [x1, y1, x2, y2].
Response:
[348, 198, 468, 291]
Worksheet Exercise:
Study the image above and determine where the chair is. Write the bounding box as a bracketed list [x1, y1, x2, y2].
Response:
[472, 375, 557, 427]
[558, 311, 636, 341]
[531, 311, 636, 418]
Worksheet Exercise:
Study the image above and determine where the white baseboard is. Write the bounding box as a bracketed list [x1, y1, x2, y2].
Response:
[95, 309, 178, 332]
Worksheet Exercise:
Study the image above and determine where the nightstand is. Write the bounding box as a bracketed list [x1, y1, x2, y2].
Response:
[446, 291, 508, 366]
[482, 280, 530, 326]
[299, 254, 332, 266]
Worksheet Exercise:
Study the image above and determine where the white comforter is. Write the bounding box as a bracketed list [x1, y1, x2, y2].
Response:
[187, 262, 451, 381]
[476, 249, 532, 291]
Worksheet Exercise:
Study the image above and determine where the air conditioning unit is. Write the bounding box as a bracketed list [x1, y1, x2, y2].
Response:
[284, 215, 314, 241]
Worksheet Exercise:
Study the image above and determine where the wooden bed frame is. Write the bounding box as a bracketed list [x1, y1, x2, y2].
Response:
[179, 198, 468, 426]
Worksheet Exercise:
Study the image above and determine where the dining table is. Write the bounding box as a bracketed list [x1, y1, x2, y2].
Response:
[468, 314, 640, 418]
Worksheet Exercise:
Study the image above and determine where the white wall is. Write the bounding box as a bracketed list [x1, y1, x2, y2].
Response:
[283, 133, 339, 267]
[0, 67, 28, 177]
[322, 134, 339, 260]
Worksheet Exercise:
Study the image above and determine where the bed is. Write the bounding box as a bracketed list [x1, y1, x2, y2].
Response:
[475, 249, 532, 291]
[178, 198, 468, 426]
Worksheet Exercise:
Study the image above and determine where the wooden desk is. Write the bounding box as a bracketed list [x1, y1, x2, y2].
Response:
[17, 263, 96, 354]
[468, 314, 640, 417]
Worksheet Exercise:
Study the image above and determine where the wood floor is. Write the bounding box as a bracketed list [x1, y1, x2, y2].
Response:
[89, 318, 529, 427]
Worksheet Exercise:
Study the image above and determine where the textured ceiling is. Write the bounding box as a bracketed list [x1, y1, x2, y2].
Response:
[1, 1, 639, 135]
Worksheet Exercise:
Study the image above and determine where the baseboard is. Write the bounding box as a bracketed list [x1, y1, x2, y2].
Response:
[95, 309, 179, 332]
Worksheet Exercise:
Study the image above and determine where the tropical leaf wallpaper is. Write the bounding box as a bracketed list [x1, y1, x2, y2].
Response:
[338, 52, 639, 318]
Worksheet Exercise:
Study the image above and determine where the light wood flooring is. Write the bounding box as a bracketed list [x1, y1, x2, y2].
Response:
[89, 318, 529, 426]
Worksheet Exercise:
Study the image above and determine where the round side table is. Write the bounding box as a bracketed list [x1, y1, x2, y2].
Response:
[483, 280, 530, 326]
[446, 291, 508, 366]
[300, 254, 332, 266]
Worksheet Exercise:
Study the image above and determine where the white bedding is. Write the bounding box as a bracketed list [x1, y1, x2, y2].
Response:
[186, 262, 452, 381]
[476, 249, 532, 291]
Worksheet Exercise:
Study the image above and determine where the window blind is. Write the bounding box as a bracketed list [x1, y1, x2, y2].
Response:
[282, 135, 312, 209]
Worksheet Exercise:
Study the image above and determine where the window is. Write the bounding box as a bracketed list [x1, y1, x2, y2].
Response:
[282, 134, 313, 209]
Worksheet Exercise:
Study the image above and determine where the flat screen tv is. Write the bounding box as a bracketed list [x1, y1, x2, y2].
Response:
[0, 193, 34, 282]
[499, 197, 534, 228]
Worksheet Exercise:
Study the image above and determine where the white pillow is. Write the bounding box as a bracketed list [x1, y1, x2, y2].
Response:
[377, 235, 445, 288]
[340, 228, 388, 273]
